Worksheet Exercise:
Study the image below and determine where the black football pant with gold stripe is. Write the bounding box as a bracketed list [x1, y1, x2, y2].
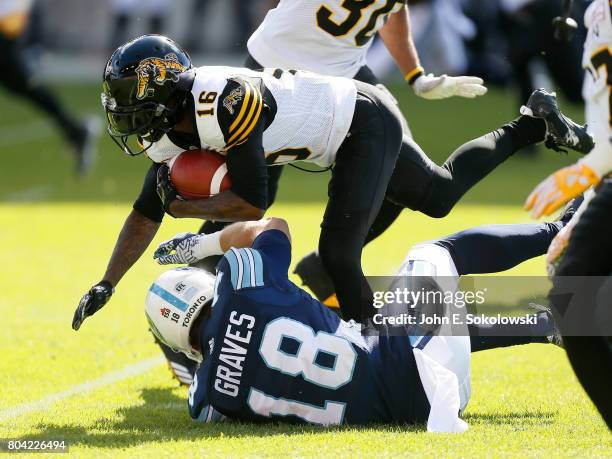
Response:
[549, 180, 612, 430]
[0, 33, 84, 142]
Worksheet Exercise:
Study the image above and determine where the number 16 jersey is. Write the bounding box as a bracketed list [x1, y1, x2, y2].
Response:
[188, 230, 430, 426]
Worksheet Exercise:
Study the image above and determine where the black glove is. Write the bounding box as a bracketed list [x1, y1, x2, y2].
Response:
[72, 281, 114, 331]
[156, 164, 181, 216]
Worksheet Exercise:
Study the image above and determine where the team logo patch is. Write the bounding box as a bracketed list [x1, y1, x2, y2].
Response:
[135, 53, 186, 100]
[223, 87, 244, 115]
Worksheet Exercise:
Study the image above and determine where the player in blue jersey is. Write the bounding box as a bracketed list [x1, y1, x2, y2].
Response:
[146, 218, 470, 432]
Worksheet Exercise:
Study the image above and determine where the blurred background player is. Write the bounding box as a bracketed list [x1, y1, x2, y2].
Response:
[109, 0, 171, 50]
[524, 0, 612, 429]
[0, 0, 99, 175]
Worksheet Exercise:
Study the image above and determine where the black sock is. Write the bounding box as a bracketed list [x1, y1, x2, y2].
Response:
[469, 313, 551, 353]
[503, 115, 547, 150]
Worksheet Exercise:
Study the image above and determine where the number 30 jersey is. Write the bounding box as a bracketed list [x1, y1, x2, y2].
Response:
[247, 0, 407, 78]
[145, 66, 357, 168]
[188, 230, 430, 426]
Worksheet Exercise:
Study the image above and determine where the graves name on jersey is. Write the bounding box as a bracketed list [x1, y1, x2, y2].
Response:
[188, 230, 429, 425]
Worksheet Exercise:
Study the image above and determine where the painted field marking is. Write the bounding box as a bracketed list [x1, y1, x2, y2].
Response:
[0, 356, 165, 423]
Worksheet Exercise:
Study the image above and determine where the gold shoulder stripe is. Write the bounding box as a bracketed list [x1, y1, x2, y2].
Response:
[228, 82, 253, 134]
[225, 83, 263, 149]
[226, 137, 249, 151]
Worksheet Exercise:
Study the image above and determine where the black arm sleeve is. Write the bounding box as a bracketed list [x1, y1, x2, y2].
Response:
[133, 162, 165, 223]
[225, 118, 268, 210]
[217, 77, 269, 210]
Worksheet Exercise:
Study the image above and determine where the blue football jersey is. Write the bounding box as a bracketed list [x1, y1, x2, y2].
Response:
[188, 230, 430, 425]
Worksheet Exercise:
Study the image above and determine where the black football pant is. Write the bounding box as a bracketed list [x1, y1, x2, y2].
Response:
[318, 82, 403, 321]
[351, 65, 547, 245]
[549, 180, 612, 429]
[0, 33, 83, 142]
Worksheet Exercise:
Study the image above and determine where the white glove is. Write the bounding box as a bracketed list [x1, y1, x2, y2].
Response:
[412, 74, 487, 100]
[153, 232, 223, 265]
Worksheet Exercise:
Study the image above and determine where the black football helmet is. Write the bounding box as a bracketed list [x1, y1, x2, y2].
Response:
[101, 35, 193, 156]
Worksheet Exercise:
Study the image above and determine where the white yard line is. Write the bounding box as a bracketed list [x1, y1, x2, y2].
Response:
[0, 120, 54, 147]
[3, 186, 52, 202]
[0, 356, 165, 423]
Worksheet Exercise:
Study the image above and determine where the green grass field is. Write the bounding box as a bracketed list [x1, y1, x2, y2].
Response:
[0, 81, 610, 457]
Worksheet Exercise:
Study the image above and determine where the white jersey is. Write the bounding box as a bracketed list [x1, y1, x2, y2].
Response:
[145, 66, 357, 167]
[396, 243, 471, 430]
[248, 0, 406, 78]
[580, 0, 612, 177]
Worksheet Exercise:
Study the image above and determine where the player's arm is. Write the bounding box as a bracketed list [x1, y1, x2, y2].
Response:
[72, 164, 164, 330]
[163, 78, 269, 222]
[378, 4, 421, 81]
[379, 4, 486, 100]
[153, 217, 290, 265]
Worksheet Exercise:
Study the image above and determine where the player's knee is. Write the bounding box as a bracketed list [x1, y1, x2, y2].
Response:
[420, 201, 453, 219]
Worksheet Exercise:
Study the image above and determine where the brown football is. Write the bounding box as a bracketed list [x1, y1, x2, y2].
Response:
[169, 149, 232, 199]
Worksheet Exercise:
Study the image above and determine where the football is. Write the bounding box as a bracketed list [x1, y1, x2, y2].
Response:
[169, 149, 232, 199]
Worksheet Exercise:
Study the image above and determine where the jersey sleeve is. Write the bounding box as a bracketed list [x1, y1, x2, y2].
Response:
[217, 229, 292, 291]
[218, 78, 269, 209]
[188, 365, 227, 423]
[217, 78, 265, 151]
[133, 162, 164, 222]
[252, 229, 292, 277]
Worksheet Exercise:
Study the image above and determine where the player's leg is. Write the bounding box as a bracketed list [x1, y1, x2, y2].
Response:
[0, 32, 97, 174]
[432, 201, 580, 275]
[385, 90, 593, 219]
[297, 117, 548, 301]
[318, 85, 403, 321]
[385, 116, 546, 217]
[401, 238, 557, 351]
[549, 180, 612, 429]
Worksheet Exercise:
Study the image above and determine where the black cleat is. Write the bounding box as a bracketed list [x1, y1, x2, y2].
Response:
[294, 251, 340, 310]
[70, 117, 101, 177]
[520, 89, 594, 154]
[529, 303, 564, 348]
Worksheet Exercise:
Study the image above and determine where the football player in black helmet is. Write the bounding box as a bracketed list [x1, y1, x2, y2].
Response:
[101, 35, 193, 156]
[75, 35, 592, 378]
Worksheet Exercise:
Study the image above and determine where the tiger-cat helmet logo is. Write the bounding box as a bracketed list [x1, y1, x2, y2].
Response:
[135, 53, 187, 100]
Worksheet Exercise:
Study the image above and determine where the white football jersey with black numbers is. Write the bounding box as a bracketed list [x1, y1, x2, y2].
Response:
[145, 66, 357, 168]
[247, 0, 406, 78]
[581, 0, 612, 176]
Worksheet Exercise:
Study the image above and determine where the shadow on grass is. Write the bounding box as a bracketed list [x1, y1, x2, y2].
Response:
[19, 387, 426, 449]
[465, 410, 556, 426]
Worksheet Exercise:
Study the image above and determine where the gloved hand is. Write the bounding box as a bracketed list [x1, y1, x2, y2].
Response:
[72, 281, 114, 331]
[154, 231, 223, 265]
[412, 74, 487, 100]
[525, 163, 599, 218]
[156, 164, 182, 216]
